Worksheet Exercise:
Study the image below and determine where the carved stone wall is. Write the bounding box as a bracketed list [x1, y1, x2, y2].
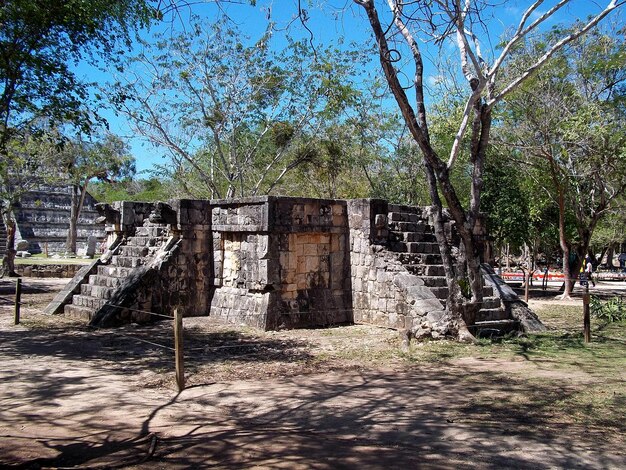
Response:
[14, 184, 106, 254]
[208, 197, 351, 330]
[58, 195, 531, 336]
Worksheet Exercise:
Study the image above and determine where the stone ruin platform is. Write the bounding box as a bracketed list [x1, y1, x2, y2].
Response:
[46, 197, 540, 337]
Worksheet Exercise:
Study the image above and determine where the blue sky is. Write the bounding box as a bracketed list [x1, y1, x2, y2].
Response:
[76, 1, 624, 174]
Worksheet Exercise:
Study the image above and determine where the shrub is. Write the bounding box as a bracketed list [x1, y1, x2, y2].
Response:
[590, 296, 626, 322]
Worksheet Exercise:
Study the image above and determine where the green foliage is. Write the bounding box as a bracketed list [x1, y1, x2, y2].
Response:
[457, 277, 472, 299]
[0, 0, 154, 143]
[499, 24, 626, 264]
[112, 17, 373, 199]
[91, 177, 174, 203]
[0, 0, 153, 261]
[481, 151, 530, 251]
[590, 296, 626, 323]
[58, 134, 136, 187]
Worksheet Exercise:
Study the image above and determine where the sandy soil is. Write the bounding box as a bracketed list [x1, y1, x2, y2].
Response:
[0, 277, 624, 469]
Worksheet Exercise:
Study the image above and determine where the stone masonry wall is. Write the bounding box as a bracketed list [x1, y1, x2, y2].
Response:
[93, 200, 212, 322]
[61, 196, 507, 337]
[347, 199, 448, 336]
[209, 198, 274, 329]
[15, 184, 105, 254]
[208, 197, 350, 330]
[268, 198, 350, 329]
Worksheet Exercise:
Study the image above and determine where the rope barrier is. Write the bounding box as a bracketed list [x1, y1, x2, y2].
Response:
[116, 335, 174, 351]
[102, 304, 174, 320]
[0, 296, 23, 304]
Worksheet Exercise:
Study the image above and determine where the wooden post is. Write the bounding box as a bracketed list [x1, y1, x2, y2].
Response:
[14, 278, 22, 325]
[524, 269, 530, 303]
[174, 308, 185, 391]
[583, 283, 591, 343]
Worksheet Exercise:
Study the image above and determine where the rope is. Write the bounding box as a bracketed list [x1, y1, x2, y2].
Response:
[0, 296, 23, 304]
[102, 304, 174, 320]
[114, 335, 174, 351]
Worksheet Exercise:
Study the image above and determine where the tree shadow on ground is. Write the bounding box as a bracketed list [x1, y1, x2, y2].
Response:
[0, 321, 315, 385]
[4, 366, 624, 469]
[1, 304, 625, 469]
[0, 279, 64, 296]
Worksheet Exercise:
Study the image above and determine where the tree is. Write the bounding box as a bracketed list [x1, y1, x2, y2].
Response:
[352, 0, 621, 339]
[0, 129, 60, 274]
[90, 176, 176, 204]
[590, 205, 626, 268]
[481, 151, 530, 258]
[58, 135, 136, 255]
[0, 0, 154, 274]
[110, 17, 368, 199]
[502, 25, 626, 298]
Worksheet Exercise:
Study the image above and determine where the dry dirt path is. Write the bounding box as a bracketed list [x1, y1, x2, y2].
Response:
[0, 278, 624, 469]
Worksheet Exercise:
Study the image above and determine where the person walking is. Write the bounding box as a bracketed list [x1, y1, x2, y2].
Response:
[619, 252, 626, 273]
[585, 256, 596, 287]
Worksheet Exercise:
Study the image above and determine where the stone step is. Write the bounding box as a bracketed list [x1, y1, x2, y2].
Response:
[412, 265, 444, 277]
[481, 296, 502, 310]
[64, 304, 94, 321]
[388, 204, 424, 216]
[71, 295, 108, 310]
[135, 226, 168, 238]
[98, 265, 134, 278]
[422, 276, 448, 287]
[476, 307, 508, 323]
[400, 254, 442, 266]
[430, 286, 449, 300]
[388, 211, 421, 223]
[111, 255, 145, 268]
[128, 236, 157, 247]
[118, 245, 150, 257]
[81, 284, 113, 299]
[89, 274, 122, 288]
[388, 221, 431, 233]
[390, 241, 440, 254]
[396, 253, 428, 264]
[429, 285, 497, 301]
[389, 231, 437, 243]
[469, 320, 520, 338]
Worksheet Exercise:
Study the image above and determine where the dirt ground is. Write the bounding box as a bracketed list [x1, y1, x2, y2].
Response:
[0, 277, 624, 469]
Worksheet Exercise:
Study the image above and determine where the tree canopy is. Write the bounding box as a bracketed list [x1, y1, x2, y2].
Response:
[500, 24, 626, 296]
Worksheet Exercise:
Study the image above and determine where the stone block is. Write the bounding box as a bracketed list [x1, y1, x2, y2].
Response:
[296, 274, 307, 290]
[410, 298, 444, 312]
[426, 310, 446, 323]
[295, 241, 304, 256]
[393, 274, 423, 290]
[406, 285, 437, 299]
[355, 265, 367, 279]
[319, 255, 330, 272]
[288, 253, 297, 271]
[297, 256, 306, 274]
[331, 204, 344, 215]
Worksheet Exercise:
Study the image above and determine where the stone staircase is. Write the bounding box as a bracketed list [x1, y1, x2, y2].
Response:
[63, 222, 171, 321]
[386, 204, 518, 336]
